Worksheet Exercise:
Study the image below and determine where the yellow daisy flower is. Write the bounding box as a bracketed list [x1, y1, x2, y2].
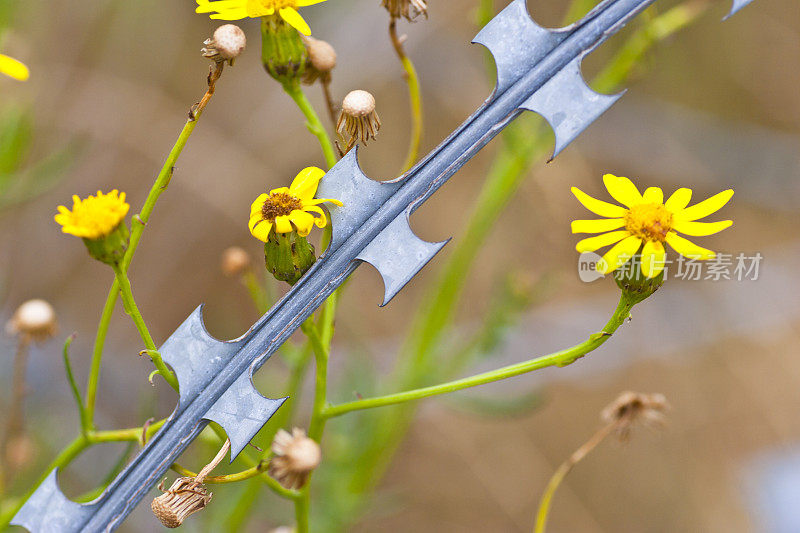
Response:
[0, 53, 29, 81]
[571, 174, 733, 278]
[55, 190, 130, 240]
[196, 0, 328, 35]
[249, 166, 342, 242]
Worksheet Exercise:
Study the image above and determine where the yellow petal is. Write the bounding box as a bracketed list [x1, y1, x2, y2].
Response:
[640, 240, 666, 278]
[303, 205, 328, 228]
[664, 187, 692, 212]
[597, 235, 642, 274]
[289, 210, 315, 237]
[575, 230, 630, 253]
[602, 174, 643, 208]
[642, 186, 663, 204]
[250, 219, 273, 242]
[274, 215, 293, 233]
[297, 0, 327, 5]
[665, 231, 715, 260]
[571, 187, 627, 218]
[0, 54, 30, 81]
[672, 219, 732, 237]
[269, 186, 290, 196]
[571, 218, 625, 234]
[305, 197, 343, 207]
[289, 166, 325, 201]
[674, 189, 733, 222]
[279, 7, 311, 35]
[250, 193, 268, 213]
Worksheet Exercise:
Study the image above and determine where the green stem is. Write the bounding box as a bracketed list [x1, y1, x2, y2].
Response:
[295, 493, 310, 533]
[62, 335, 88, 435]
[324, 293, 634, 419]
[111, 264, 178, 391]
[83, 73, 223, 424]
[281, 79, 338, 169]
[389, 19, 423, 173]
[171, 459, 270, 484]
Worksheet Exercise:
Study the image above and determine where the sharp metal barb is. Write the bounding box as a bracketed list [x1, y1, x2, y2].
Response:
[12, 0, 755, 530]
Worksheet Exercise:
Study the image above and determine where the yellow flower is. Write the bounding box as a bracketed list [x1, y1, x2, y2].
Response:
[55, 190, 130, 240]
[0, 53, 29, 81]
[249, 166, 342, 242]
[196, 0, 327, 35]
[571, 174, 733, 278]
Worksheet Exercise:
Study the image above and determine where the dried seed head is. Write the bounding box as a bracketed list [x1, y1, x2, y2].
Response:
[337, 90, 381, 153]
[302, 35, 337, 84]
[151, 477, 212, 528]
[203, 24, 246, 64]
[221, 246, 252, 277]
[382, 0, 428, 21]
[601, 391, 670, 441]
[6, 299, 57, 342]
[269, 428, 321, 489]
[269, 527, 295, 533]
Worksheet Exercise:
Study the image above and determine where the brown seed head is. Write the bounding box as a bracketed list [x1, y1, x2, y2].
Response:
[269, 428, 322, 489]
[601, 391, 670, 441]
[151, 477, 212, 528]
[304, 36, 337, 73]
[382, 0, 428, 21]
[221, 246, 252, 277]
[337, 90, 381, 152]
[203, 24, 246, 63]
[6, 299, 57, 342]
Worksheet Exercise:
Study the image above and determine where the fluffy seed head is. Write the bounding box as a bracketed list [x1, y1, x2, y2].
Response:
[269, 428, 321, 489]
[221, 246, 252, 277]
[342, 90, 375, 117]
[6, 299, 57, 342]
[305, 36, 337, 73]
[203, 24, 246, 63]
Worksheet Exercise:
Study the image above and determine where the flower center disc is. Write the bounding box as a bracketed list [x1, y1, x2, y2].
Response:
[250, 0, 295, 12]
[262, 192, 303, 221]
[625, 203, 673, 242]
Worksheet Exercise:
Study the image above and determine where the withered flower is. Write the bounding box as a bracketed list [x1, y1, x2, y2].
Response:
[601, 390, 670, 441]
[269, 428, 321, 489]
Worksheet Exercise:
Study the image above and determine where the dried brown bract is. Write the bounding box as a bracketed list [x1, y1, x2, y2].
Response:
[601, 391, 670, 441]
[151, 477, 212, 528]
[381, 0, 428, 21]
[336, 90, 381, 153]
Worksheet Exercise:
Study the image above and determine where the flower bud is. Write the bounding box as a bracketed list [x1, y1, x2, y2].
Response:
[302, 35, 337, 84]
[269, 428, 321, 489]
[221, 246, 251, 277]
[261, 15, 307, 84]
[613, 253, 664, 304]
[151, 477, 212, 528]
[202, 24, 246, 64]
[264, 229, 316, 286]
[6, 299, 57, 342]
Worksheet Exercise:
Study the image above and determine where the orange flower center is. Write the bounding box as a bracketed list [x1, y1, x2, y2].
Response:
[261, 192, 302, 222]
[624, 203, 673, 242]
[247, 0, 297, 14]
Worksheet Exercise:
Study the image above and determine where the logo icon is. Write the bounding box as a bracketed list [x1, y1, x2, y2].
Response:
[578, 252, 605, 282]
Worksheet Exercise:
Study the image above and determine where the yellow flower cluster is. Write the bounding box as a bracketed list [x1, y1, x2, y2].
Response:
[55, 190, 130, 240]
[249, 167, 341, 242]
[571, 174, 733, 278]
[196, 0, 328, 35]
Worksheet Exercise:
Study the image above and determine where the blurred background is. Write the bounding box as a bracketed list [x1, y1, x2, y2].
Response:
[1, 0, 798, 531]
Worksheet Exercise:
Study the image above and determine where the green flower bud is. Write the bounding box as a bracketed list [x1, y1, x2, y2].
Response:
[265, 228, 316, 285]
[82, 221, 130, 265]
[261, 14, 307, 85]
[613, 252, 664, 305]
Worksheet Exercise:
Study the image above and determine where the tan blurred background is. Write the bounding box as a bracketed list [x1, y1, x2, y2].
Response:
[1, 0, 799, 531]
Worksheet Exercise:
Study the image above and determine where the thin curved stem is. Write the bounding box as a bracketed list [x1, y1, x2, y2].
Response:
[389, 18, 423, 173]
[281, 79, 338, 169]
[84, 62, 228, 424]
[323, 293, 633, 419]
[112, 264, 178, 391]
